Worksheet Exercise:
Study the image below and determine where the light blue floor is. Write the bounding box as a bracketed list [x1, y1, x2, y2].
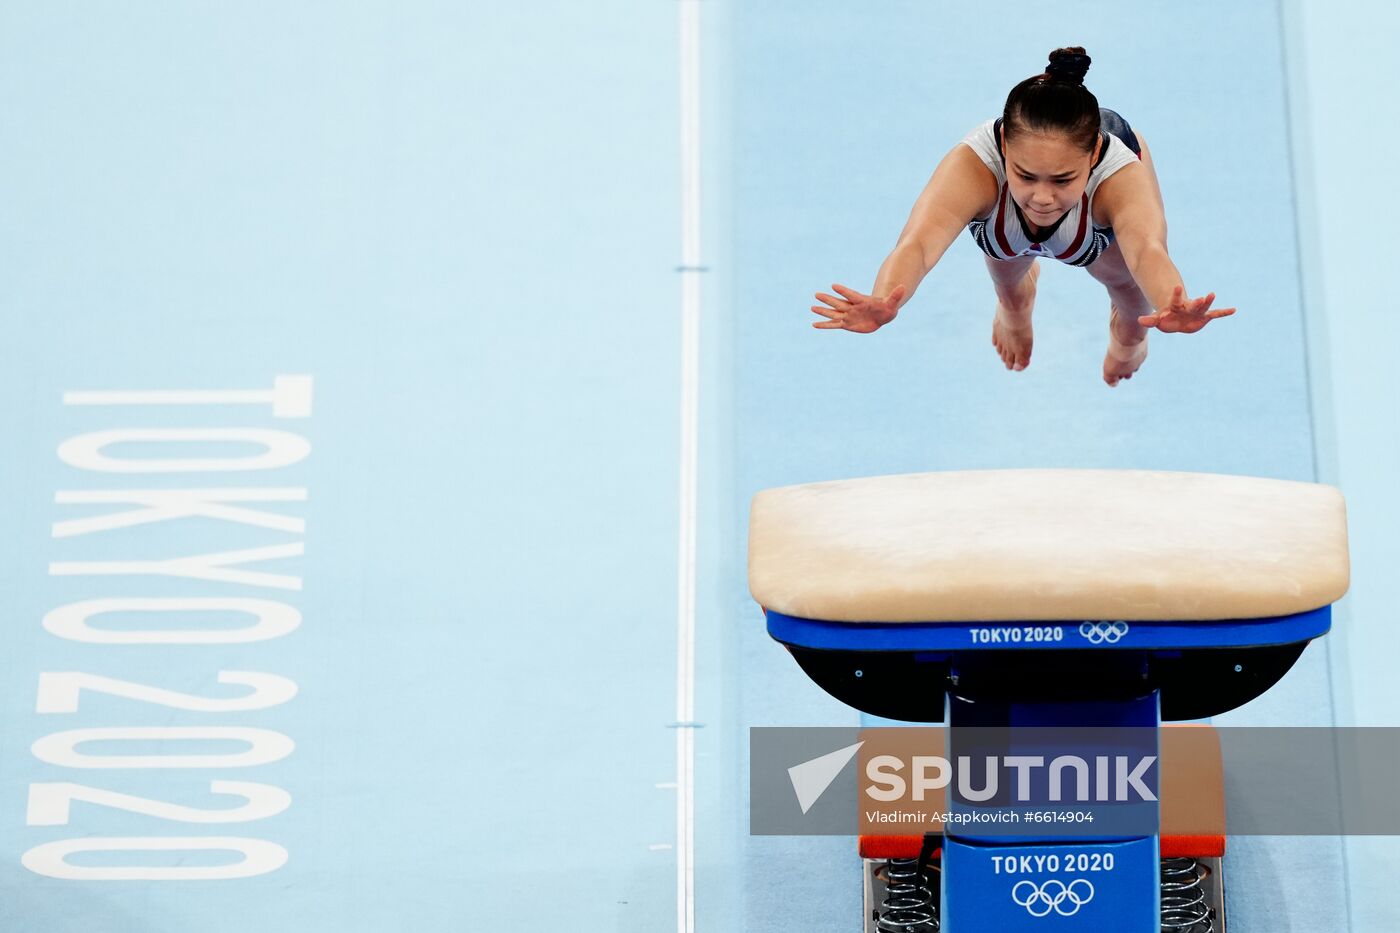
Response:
[1282, 1, 1400, 927]
[0, 4, 682, 931]
[0, 2, 1393, 931]
[718, 2, 1349, 930]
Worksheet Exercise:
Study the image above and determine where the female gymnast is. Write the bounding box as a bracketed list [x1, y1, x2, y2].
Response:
[810, 47, 1234, 386]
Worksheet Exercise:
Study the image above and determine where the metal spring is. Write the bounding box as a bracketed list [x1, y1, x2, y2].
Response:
[876, 857, 939, 932]
[1160, 857, 1214, 932]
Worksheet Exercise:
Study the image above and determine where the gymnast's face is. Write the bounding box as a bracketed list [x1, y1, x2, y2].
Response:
[1000, 127, 1102, 225]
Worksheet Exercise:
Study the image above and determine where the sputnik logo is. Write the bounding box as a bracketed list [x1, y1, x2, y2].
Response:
[787, 742, 864, 814]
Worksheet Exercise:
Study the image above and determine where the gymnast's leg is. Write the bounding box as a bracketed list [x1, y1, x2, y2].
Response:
[985, 253, 1039, 372]
[1085, 130, 1168, 386]
[1086, 241, 1151, 386]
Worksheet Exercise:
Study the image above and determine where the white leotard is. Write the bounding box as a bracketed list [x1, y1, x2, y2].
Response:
[960, 114, 1140, 267]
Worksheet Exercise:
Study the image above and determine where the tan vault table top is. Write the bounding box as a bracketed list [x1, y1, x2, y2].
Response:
[748, 469, 1350, 623]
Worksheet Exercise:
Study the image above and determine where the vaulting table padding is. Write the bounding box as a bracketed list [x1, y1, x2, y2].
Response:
[748, 469, 1349, 623]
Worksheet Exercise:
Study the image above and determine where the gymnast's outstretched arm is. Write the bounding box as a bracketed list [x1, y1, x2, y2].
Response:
[812, 144, 997, 333]
[1094, 157, 1235, 333]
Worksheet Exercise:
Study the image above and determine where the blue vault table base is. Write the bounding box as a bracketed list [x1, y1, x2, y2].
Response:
[862, 848, 1225, 932]
[770, 610, 1321, 932]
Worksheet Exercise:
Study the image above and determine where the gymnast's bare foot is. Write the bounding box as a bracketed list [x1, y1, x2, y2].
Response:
[991, 263, 1038, 371]
[1103, 305, 1148, 387]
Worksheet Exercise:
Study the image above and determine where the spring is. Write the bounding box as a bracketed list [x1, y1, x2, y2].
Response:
[1160, 857, 1214, 932]
[876, 857, 939, 932]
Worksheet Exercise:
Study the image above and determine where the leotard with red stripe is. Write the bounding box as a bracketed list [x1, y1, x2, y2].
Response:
[961, 108, 1141, 267]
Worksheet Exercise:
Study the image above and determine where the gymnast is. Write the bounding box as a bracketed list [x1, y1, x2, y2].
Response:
[810, 47, 1235, 386]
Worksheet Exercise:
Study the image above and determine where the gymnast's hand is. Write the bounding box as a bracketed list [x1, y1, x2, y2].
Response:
[811, 284, 907, 333]
[1137, 285, 1236, 333]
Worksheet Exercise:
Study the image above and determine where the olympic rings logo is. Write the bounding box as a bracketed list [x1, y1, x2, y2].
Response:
[1011, 878, 1095, 917]
[1079, 621, 1129, 645]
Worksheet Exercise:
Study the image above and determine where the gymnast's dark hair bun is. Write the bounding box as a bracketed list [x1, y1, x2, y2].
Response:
[1044, 47, 1092, 86]
[1002, 46, 1100, 152]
